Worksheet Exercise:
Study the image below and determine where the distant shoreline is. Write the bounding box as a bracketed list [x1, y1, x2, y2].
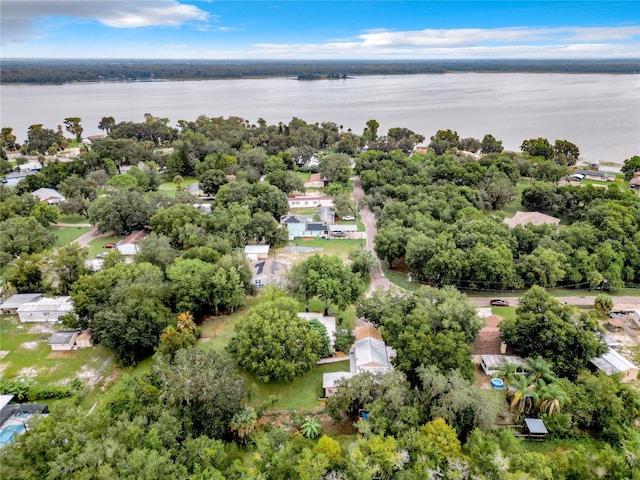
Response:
[1, 58, 638, 85]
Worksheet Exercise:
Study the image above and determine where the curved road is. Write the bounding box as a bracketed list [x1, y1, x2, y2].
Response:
[354, 177, 394, 294]
[353, 177, 639, 307]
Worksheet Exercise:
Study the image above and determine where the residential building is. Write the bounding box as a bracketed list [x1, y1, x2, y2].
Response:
[287, 195, 334, 209]
[280, 214, 310, 239]
[504, 211, 561, 229]
[303, 222, 329, 238]
[591, 348, 639, 383]
[250, 259, 289, 288]
[17, 296, 74, 323]
[0, 395, 49, 448]
[31, 188, 65, 205]
[298, 312, 336, 350]
[0, 293, 42, 314]
[573, 169, 615, 182]
[115, 230, 149, 256]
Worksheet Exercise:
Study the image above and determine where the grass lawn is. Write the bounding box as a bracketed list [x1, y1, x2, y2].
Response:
[157, 176, 198, 196]
[382, 267, 419, 291]
[57, 214, 90, 224]
[245, 361, 351, 410]
[86, 233, 124, 257]
[289, 207, 318, 216]
[291, 237, 361, 258]
[0, 315, 112, 384]
[296, 172, 311, 181]
[51, 226, 91, 247]
[491, 306, 517, 320]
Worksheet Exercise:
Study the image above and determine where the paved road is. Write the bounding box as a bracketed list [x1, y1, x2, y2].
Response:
[468, 296, 640, 308]
[71, 227, 113, 247]
[354, 177, 394, 294]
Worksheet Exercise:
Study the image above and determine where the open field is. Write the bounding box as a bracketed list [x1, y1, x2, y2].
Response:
[157, 176, 198, 196]
[52, 226, 91, 247]
[246, 361, 350, 410]
[290, 237, 362, 258]
[0, 315, 111, 385]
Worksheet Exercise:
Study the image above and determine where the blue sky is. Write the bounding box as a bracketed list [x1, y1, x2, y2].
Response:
[1, 1, 639, 59]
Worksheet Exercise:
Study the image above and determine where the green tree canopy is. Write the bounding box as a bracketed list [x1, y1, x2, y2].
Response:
[227, 296, 324, 382]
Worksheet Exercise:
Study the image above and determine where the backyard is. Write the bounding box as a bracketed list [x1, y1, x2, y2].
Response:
[0, 315, 112, 386]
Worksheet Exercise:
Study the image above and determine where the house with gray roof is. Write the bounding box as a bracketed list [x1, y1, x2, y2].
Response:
[0, 293, 42, 314]
[591, 348, 639, 383]
[31, 188, 65, 205]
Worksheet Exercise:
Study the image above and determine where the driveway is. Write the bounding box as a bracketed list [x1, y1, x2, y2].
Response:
[354, 177, 393, 294]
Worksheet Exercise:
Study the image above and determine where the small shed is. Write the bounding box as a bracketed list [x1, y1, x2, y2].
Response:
[322, 371, 354, 397]
[17, 297, 74, 323]
[0, 293, 42, 314]
[480, 355, 527, 376]
[48, 331, 78, 351]
[524, 418, 548, 441]
[244, 245, 270, 262]
[591, 348, 639, 383]
[75, 329, 94, 349]
[298, 312, 337, 350]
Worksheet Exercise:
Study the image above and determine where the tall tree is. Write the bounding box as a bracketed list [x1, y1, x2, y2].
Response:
[500, 286, 606, 379]
[227, 296, 324, 382]
[63, 117, 84, 142]
[288, 254, 364, 315]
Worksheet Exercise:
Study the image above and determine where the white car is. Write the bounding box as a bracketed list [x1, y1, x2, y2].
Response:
[341, 215, 355, 221]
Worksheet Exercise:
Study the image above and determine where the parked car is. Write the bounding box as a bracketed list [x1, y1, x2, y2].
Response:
[490, 299, 509, 307]
[102, 243, 117, 249]
[341, 215, 355, 221]
[332, 231, 346, 238]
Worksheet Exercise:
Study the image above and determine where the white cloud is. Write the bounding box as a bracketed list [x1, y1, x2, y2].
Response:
[1, 0, 209, 46]
[249, 26, 640, 59]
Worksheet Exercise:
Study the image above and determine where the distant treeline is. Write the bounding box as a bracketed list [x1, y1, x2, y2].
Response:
[1, 58, 639, 84]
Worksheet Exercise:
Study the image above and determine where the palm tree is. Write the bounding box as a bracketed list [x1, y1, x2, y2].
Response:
[524, 356, 556, 388]
[494, 361, 520, 388]
[508, 376, 538, 418]
[538, 383, 570, 415]
[230, 406, 257, 443]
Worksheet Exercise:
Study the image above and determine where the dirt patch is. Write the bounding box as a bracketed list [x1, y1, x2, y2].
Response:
[0, 351, 9, 359]
[77, 365, 99, 386]
[28, 324, 57, 334]
[16, 367, 39, 378]
[99, 368, 121, 391]
[47, 351, 76, 359]
[21, 341, 40, 350]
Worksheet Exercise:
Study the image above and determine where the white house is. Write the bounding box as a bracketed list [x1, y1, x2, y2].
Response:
[287, 195, 334, 209]
[17, 297, 74, 323]
[31, 188, 65, 205]
[115, 230, 149, 256]
[322, 371, 354, 397]
[48, 331, 78, 351]
[18, 161, 42, 173]
[591, 348, 639, 383]
[244, 245, 270, 262]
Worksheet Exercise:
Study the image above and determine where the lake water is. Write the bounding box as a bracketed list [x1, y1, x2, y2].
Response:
[2, 73, 639, 162]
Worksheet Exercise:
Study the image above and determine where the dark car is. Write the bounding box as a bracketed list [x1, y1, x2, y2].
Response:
[102, 243, 117, 249]
[490, 299, 509, 307]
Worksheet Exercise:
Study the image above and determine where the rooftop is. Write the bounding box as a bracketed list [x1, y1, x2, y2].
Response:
[17, 296, 73, 313]
[591, 348, 638, 375]
[322, 371, 354, 389]
[48, 331, 78, 345]
[244, 245, 270, 255]
[504, 211, 560, 229]
[1, 293, 42, 310]
[524, 418, 548, 435]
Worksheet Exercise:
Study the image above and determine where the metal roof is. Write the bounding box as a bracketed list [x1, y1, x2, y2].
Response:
[17, 297, 73, 313]
[0, 293, 42, 310]
[244, 245, 270, 254]
[48, 331, 78, 345]
[355, 336, 392, 371]
[322, 371, 354, 389]
[305, 223, 327, 231]
[480, 355, 526, 369]
[591, 348, 639, 375]
[0, 395, 14, 412]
